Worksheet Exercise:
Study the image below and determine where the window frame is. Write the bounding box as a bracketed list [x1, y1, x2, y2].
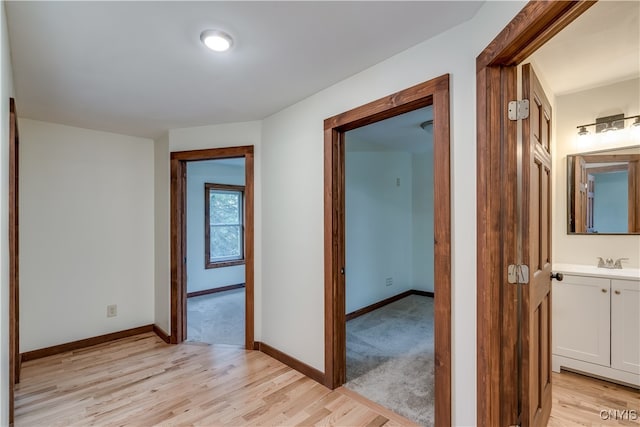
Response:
[204, 183, 245, 269]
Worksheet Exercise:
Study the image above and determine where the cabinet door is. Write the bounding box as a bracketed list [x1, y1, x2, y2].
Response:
[553, 274, 610, 366]
[611, 279, 640, 374]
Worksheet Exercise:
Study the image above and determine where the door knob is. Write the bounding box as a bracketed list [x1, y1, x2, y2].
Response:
[550, 272, 563, 281]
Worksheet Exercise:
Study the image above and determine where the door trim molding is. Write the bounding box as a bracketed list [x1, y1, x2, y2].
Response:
[476, 2, 596, 425]
[170, 146, 255, 349]
[9, 97, 20, 425]
[324, 74, 451, 425]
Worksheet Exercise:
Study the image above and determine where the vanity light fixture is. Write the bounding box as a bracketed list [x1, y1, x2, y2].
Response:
[200, 29, 234, 52]
[576, 113, 640, 136]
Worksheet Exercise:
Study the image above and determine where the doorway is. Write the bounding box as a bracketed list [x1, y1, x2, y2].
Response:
[476, 2, 597, 426]
[170, 146, 254, 349]
[342, 105, 436, 425]
[185, 158, 247, 346]
[324, 74, 451, 425]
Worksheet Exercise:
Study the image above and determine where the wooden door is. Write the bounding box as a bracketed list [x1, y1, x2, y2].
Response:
[476, 3, 596, 425]
[9, 98, 20, 425]
[521, 64, 553, 427]
[586, 174, 595, 232]
[628, 160, 639, 232]
[573, 155, 586, 233]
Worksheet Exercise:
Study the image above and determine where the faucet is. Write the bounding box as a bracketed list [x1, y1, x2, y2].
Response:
[597, 257, 627, 269]
[614, 258, 628, 269]
[597, 257, 614, 268]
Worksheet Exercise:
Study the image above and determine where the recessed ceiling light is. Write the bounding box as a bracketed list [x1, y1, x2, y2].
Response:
[200, 30, 233, 52]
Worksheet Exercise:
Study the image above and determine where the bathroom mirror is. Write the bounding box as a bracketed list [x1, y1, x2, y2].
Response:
[567, 145, 640, 234]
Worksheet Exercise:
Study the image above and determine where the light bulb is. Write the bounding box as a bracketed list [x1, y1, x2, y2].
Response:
[200, 30, 233, 52]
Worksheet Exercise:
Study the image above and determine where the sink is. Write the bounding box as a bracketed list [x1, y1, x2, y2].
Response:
[553, 263, 640, 280]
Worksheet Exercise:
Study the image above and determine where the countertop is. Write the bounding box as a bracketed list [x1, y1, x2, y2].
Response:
[553, 263, 640, 280]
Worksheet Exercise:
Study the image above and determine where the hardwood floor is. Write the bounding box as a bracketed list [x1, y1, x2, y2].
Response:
[16, 332, 638, 426]
[549, 370, 639, 427]
[15, 333, 417, 426]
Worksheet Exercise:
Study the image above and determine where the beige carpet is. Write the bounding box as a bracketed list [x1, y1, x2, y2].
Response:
[186, 288, 245, 346]
[345, 294, 434, 426]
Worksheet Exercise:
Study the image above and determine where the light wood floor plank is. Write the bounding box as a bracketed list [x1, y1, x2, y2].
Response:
[16, 333, 403, 426]
[549, 370, 639, 426]
[15, 332, 640, 426]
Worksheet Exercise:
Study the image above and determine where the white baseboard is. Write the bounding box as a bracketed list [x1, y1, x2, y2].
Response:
[553, 354, 639, 388]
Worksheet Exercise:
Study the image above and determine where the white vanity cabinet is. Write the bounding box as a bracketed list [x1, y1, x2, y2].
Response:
[553, 275, 611, 366]
[611, 279, 640, 376]
[552, 264, 640, 387]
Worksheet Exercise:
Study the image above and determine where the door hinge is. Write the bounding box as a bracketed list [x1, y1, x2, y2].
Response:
[508, 99, 529, 121]
[508, 264, 529, 284]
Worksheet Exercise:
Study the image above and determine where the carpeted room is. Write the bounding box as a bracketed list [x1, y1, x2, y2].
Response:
[344, 106, 436, 425]
[346, 294, 434, 425]
[185, 158, 247, 347]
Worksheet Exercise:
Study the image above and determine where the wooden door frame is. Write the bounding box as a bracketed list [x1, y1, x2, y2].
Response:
[170, 146, 254, 349]
[476, 1, 596, 425]
[9, 97, 20, 425]
[324, 74, 451, 425]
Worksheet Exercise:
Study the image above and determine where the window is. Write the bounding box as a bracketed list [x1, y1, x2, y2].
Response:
[205, 183, 245, 268]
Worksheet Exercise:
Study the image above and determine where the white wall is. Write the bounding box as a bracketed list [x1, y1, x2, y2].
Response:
[553, 78, 640, 267]
[0, 1, 13, 423]
[186, 160, 245, 293]
[260, 2, 526, 425]
[5, 2, 530, 424]
[412, 151, 434, 292]
[19, 119, 155, 351]
[345, 151, 413, 313]
[344, 149, 434, 312]
[155, 120, 262, 339]
[154, 133, 170, 335]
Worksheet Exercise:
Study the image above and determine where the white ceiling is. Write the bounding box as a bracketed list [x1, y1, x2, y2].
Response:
[346, 1, 640, 154]
[6, 1, 484, 138]
[346, 106, 432, 153]
[530, 0, 640, 96]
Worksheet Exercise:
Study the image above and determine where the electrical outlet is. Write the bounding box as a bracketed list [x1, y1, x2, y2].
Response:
[107, 304, 117, 318]
[385, 277, 393, 287]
